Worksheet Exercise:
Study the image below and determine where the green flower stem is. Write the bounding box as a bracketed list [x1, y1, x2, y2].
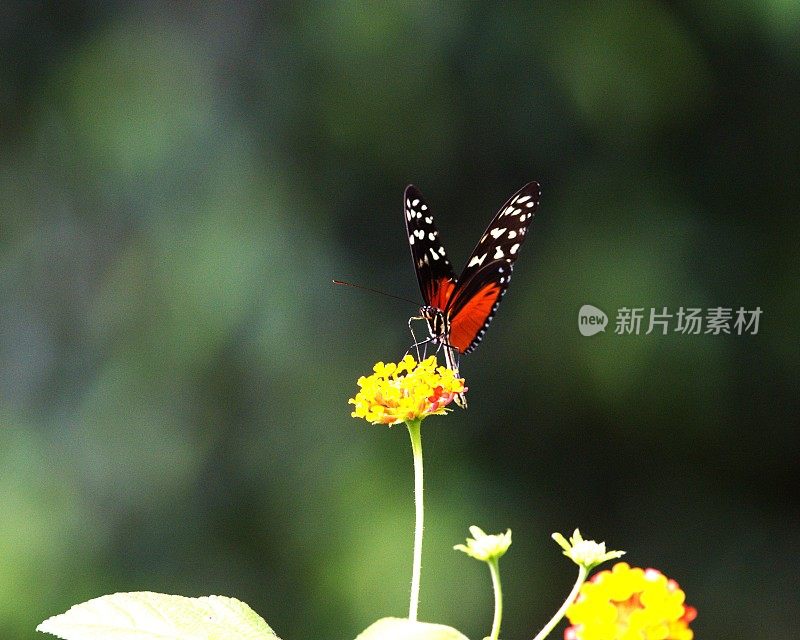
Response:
[487, 558, 503, 640]
[406, 419, 424, 622]
[532, 565, 588, 640]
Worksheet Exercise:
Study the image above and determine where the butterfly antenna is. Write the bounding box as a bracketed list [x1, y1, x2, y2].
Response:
[332, 280, 419, 306]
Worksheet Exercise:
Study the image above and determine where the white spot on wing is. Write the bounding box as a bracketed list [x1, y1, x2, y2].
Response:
[409, 235, 415, 245]
[510, 243, 520, 254]
[468, 253, 487, 268]
[508, 230, 517, 239]
[412, 199, 420, 206]
[489, 227, 507, 239]
[517, 195, 531, 203]
[494, 246, 504, 259]
[430, 247, 439, 260]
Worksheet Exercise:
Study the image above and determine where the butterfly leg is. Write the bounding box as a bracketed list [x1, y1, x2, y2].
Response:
[405, 337, 433, 360]
[408, 315, 431, 361]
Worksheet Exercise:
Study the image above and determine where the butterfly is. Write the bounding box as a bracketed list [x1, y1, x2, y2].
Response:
[404, 182, 541, 406]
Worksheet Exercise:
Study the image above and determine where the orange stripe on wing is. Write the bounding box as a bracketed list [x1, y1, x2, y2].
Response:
[448, 283, 502, 353]
[426, 277, 456, 311]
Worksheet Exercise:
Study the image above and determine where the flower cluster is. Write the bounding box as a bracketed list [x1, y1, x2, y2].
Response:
[565, 562, 697, 640]
[349, 355, 466, 425]
[552, 529, 625, 570]
[454, 526, 512, 562]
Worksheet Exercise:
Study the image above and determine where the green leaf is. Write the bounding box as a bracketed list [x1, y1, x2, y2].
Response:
[356, 617, 470, 640]
[36, 592, 280, 640]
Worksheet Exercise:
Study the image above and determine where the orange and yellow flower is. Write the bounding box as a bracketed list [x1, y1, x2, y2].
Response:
[565, 562, 697, 640]
[349, 355, 466, 425]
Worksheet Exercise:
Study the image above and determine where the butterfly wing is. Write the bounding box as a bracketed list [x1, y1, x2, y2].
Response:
[404, 185, 457, 310]
[446, 182, 541, 353]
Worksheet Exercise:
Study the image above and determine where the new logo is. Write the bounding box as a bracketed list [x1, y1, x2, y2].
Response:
[578, 304, 608, 336]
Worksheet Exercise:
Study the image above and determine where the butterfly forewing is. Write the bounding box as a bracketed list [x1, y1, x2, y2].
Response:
[446, 182, 540, 353]
[404, 185, 457, 310]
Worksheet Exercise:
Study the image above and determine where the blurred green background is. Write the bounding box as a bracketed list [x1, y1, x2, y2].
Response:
[1, 2, 798, 639]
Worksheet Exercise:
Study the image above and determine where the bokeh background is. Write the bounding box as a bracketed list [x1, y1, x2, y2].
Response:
[2, 2, 798, 639]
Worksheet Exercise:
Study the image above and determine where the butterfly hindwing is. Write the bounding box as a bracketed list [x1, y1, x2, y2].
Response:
[446, 262, 507, 353]
[404, 185, 457, 310]
[446, 182, 540, 353]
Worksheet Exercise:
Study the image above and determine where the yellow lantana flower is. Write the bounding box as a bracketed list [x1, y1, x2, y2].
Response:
[349, 355, 466, 425]
[565, 562, 697, 640]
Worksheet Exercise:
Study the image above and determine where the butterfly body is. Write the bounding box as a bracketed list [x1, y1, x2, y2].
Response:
[419, 305, 448, 346]
[404, 182, 541, 405]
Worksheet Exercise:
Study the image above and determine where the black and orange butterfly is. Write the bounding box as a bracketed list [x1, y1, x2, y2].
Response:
[404, 182, 541, 406]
